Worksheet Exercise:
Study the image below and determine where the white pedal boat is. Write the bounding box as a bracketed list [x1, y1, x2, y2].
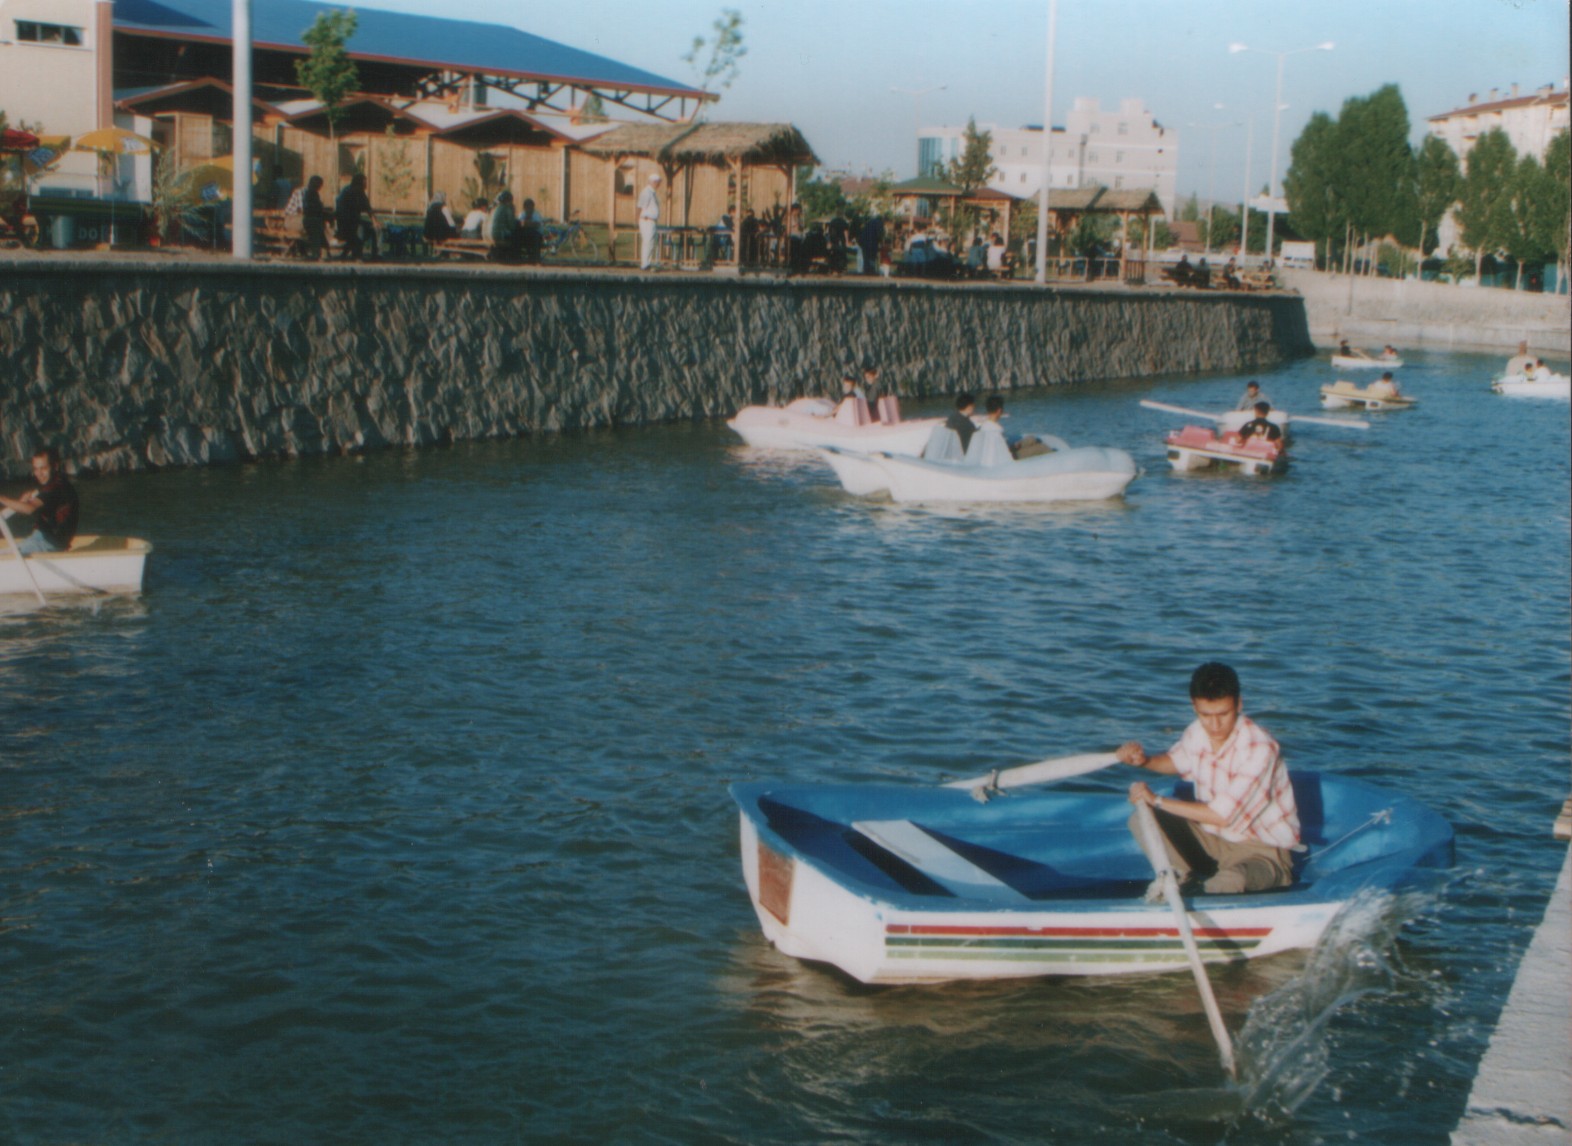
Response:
[727, 397, 941, 455]
[1165, 426, 1284, 475]
[1330, 353, 1403, 370]
[732, 771, 1454, 984]
[1492, 371, 1570, 400]
[0, 535, 152, 597]
[817, 443, 1138, 503]
[1320, 380, 1417, 411]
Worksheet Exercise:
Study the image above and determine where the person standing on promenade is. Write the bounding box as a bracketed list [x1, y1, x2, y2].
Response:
[638, 174, 663, 271]
[1117, 662, 1300, 898]
[487, 190, 520, 262]
[334, 173, 378, 260]
[1, 447, 79, 556]
[858, 213, 883, 276]
[301, 175, 329, 260]
[519, 197, 545, 264]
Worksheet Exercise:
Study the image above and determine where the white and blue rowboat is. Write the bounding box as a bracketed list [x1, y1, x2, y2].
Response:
[0, 535, 151, 598]
[815, 444, 1138, 503]
[732, 772, 1453, 984]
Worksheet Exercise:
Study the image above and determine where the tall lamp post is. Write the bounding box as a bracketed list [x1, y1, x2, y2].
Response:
[890, 84, 947, 178]
[1228, 40, 1333, 262]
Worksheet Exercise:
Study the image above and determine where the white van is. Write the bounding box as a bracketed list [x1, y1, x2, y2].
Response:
[1278, 241, 1316, 270]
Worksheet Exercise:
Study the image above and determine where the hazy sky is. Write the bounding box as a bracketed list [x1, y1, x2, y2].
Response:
[357, 0, 1570, 200]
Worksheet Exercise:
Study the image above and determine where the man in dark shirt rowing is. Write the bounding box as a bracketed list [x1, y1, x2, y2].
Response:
[1, 447, 80, 555]
[1237, 402, 1282, 445]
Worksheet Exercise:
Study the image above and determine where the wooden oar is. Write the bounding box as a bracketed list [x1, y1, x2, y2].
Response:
[944, 751, 1121, 796]
[0, 509, 47, 606]
[1284, 412, 1369, 430]
[1132, 802, 1237, 1080]
[1140, 399, 1221, 422]
[1140, 398, 1368, 431]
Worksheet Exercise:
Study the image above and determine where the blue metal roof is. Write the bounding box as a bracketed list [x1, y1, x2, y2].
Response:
[112, 0, 708, 100]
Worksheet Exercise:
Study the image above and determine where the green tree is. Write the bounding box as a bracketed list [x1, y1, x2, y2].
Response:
[1413, 134, 1461, 258]
[581, 94, 608, 123]
[376, 126, 416, 210]
[1541, 131, 1570, 292]
[684, 9, 746, 93]
[296, 9, 359, 171]
[460, 151, 507, 211]
[1457, 128, 1518, 277]
[946, 118, 997, 193]
[795, 166, 847, 220]
[1284, 110, 1346, 267]
[1336, 85, 1416, 249]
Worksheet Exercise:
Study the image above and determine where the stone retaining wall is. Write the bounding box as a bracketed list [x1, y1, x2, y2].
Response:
[0, 259, 1313, 478]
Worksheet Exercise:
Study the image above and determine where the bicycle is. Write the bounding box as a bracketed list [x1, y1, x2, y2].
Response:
[542, 211, 598, 262]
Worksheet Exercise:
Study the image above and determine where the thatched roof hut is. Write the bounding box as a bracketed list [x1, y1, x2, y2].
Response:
[580, 122, 817, 258]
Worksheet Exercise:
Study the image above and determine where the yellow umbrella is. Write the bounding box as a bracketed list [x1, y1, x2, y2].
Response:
[184, 163, 234, 196]
[72, 127, 157, 155]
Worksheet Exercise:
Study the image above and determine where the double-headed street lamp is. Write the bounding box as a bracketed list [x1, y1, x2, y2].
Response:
[1228, 40, 1333, 262]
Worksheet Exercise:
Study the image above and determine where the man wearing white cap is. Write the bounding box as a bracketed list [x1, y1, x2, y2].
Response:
[638, 173, 663, 270]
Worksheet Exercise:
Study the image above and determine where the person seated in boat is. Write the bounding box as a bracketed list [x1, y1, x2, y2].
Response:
[1, 446, 79, 556]
[1368, 371, 1401, 398]
[923, 393, 976, 462]
[963, 396, 1015, 466]
[1380, 345, 1399, 360]
[1504, 341, 1534, 376]
[1235, 381, 1270, 411]
[1116, 661, 1301, 898]
[1236, 402, 1282, 446]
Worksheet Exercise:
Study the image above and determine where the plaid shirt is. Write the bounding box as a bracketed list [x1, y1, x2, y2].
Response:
[1168, 714, 1300, 848]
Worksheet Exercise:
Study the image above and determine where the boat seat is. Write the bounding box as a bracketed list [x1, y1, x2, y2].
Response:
[877, 394, 901, 424]
[1171, 425, 1216, 448]
[923, 425, 966, 462]
[834, 396, 874, 427]
[851, 819, 1032, 903]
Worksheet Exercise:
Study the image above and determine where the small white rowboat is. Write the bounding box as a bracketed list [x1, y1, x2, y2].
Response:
[733, 771, 1453, 984]
[1492, 372, 1570, 400]
[1320, 381, 1417, 411]
[0, 535, 152, 597]
[727, 397, 942, 456]
[1330, 354, 1403, 370]
[817, 444, 1138, 503]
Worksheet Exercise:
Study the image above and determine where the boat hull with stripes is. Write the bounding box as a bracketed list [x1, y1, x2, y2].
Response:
[732, 772, 1452, 983]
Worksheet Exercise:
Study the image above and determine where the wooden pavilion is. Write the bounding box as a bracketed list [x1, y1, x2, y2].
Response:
[578, 122, 817, 262]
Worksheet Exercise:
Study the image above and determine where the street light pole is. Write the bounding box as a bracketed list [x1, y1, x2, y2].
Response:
[890, 84, 947, 178]
[1034, 0, 1058, 284]
[1229, 40, 1332, 263]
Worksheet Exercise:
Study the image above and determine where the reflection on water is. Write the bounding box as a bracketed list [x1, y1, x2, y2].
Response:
[0, 349, 1565, 1143]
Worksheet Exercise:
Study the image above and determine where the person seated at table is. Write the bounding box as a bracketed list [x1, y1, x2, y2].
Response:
[1236, 401, 1282, 445]
[739, 208, 760, 269]
[424, 191, 457, 244]
[519, 197, 545, 264]
[986, 233, 1014, 277]
[1171, 253, 1193, 285]
[334, 173, 378, 261]
[965, 233, 988, 275]
[487, 190, 520, 262]
[1221, 258, 1241, 289]
[461, 198, 489, 239]
[1368, 371, 1401, 398]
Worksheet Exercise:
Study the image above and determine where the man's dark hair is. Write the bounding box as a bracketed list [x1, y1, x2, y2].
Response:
[1254, 401, 1270, 415]
[985, 395, 1005, 414]
[34, 447, 62, 471]
[1190, 662, 1241, 701]
[955, 392, 975, 410]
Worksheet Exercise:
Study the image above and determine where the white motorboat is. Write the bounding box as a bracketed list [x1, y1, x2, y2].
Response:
[817, 443, 1138, 503]
[1320, 380, 1417, 411]
[727, 396, 942, 455]
[1331, 353, 1403, 370]
[1492, 371, 1570, 400]
[0, 535, 152, 597]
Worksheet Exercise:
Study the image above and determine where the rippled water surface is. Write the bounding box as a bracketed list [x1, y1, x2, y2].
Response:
[1, 350, 1567, 1144]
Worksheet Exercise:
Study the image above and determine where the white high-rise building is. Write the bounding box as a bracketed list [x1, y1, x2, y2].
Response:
[919, 97, 1179, 216]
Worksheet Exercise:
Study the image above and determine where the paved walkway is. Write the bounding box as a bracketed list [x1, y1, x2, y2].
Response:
[1452, 845, 1571, 1144]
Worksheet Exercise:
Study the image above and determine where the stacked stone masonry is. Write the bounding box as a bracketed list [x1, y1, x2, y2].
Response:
[0, 261, 1313, 478]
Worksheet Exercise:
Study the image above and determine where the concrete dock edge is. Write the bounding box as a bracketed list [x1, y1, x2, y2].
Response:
[1452, 846, 1572, 1144]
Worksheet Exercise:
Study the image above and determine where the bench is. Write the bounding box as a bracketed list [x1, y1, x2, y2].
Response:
[252, 208, 341, 258]
[433, 237, 490, 261]
[851, 819, 1030, 903]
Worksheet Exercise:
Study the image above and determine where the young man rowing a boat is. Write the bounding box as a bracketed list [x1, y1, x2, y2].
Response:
[1, 447, 79, 556]
[1116, 662, 1300, 898]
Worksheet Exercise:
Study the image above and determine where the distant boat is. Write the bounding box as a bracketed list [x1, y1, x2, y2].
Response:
[1492, 371, 1570, 400]
[1320, 380, 1418, 411]
[0, 535, 151, 598]
[732, 771, 1454, 985]
[727, 397, 940, 455]
[1331, 353, 1403, 370]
